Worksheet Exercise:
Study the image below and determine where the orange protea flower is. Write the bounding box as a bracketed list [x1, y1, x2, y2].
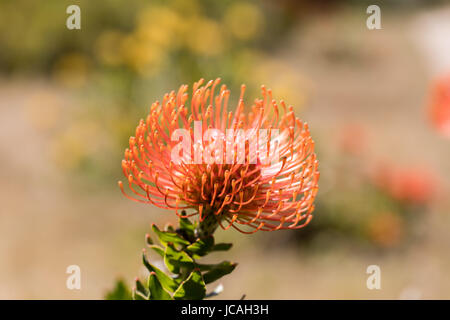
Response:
[119, 78, 319, 235]
[429, 74, 450, 138]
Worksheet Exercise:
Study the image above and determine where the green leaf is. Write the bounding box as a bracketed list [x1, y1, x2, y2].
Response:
[196, 263, 219, 272]
[164, 223, 175, 232]
[142, 251, 179, 292]
[149, 244, 165, 258]
[196, 261, 235, 271]
[164, 243, 194, 273]
[148, 272, 173, 300]
[211, 243, 233, 252]
[133, 289, 147, 300]
[179, 216, 196, 237]
[186, 236, 214, 257]
[202, 261, 237, 284]
[152, 224, 190, 246]
[105, 279, 132, 300]
[173, 269, 206, 300]
[145, 233, 153, 245]
[134, 278, 149, 300]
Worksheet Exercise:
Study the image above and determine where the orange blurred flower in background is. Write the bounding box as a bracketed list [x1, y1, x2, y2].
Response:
[429, 74, 450, 138]
[372, 163, 436, 206]
[119, 79, 319, 234]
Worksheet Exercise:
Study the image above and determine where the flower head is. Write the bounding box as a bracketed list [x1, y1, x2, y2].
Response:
[119, 79, 319, 234]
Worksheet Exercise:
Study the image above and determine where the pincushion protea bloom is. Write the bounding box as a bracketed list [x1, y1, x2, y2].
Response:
[429, 74, 450, 138]
[119, 78, 319, 235]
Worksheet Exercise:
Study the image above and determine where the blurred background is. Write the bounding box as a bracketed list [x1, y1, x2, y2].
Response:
[1, 0, 450, 299]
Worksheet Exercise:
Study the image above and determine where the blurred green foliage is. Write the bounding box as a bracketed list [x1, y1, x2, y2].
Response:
[1, 0, 306, 183]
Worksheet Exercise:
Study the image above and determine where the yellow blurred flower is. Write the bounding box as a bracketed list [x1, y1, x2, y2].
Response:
[185, 18, 224, 56]
[224, 2, 264, 41]
[120, 34, 165, 76]
[136, 6, 182, 50]
[52, 53, 90, 88]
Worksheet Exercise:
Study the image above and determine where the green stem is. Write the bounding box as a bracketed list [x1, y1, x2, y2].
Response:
[196, 212, 219, 239]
